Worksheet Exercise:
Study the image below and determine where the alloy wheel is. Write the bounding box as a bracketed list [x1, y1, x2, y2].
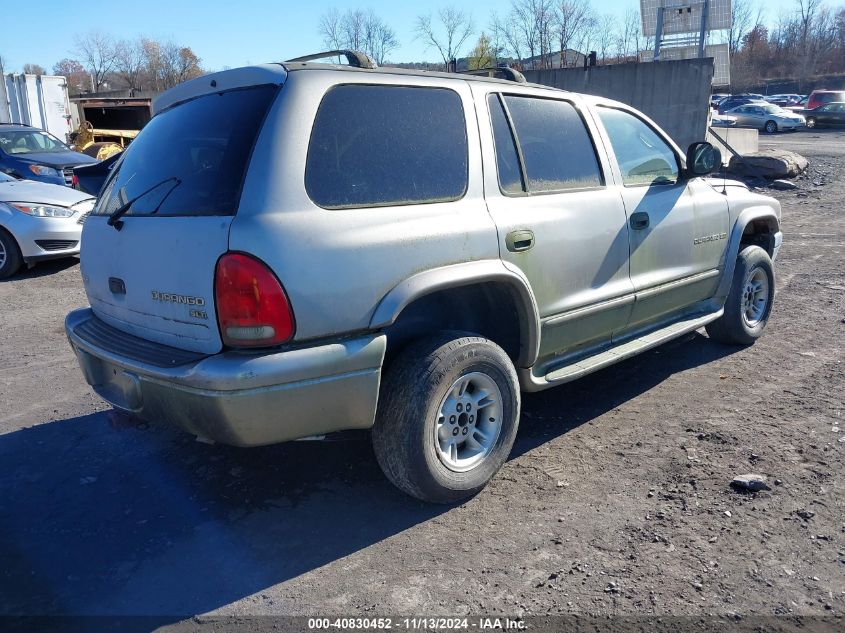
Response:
[434, 372, 503, 473]
[742, 266, 770, 327]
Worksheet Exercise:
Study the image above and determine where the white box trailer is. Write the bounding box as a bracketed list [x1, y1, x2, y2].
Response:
[0, 73, 73, 141]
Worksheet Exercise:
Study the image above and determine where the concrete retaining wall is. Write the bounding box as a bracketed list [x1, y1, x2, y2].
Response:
[524, 59, 714, 152]
[706, 127, 759, 163]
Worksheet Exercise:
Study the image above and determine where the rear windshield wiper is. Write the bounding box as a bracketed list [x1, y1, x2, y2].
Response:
[107, 176, 182, 230]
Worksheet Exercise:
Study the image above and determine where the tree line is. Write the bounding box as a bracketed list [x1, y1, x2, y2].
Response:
[317, 0, 845, 90]
[731, 0, 845, 91]
[7, 0, 844, 96]
[318, 1, 652, 71]
[11, 32, 203, 95]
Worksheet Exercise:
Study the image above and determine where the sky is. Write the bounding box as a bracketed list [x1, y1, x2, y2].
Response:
[0, 0, 806, 74]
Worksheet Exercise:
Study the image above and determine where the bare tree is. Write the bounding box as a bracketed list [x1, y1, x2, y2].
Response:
[342, 9, 368, 51]
[364, 14, 399, 65]
[729, 0, 755, 55]
[614, 7, 641, 61]
[415, 8, 475, 69]
[23, 63, 46, 75]
[318, 9, 398, 65]
[554, 0, 593, 67]
[491, 9, 526, 64]
[319, 8, 345, 50]
[74, 31, 117, 91]
[596, 14, 617, 61]
[496, 0, 541, 65]
[114, 39, 146, 91]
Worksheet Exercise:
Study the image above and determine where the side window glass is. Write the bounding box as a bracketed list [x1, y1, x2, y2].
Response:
[487, 94, 523, 194]
[597, 108, 680, 187]
[503, 95, 603, 193]
[306, 85, 468, 209]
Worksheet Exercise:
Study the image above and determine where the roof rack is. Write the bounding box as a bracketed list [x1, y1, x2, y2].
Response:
[459, 67, 526, 83]
[285, 50, 378, 70]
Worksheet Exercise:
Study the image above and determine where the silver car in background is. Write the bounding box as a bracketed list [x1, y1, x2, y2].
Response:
[0, 172, 95, 278]
[726, 103, 806, 133]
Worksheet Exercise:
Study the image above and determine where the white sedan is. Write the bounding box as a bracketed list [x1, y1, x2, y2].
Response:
[0, 172, 95, 278]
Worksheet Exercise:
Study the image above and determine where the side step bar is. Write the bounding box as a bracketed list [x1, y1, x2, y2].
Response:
[521, 310, 723, 392]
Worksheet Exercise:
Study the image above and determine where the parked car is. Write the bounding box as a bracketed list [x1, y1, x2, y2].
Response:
[711, 113, 738, 127]
[726, 103, 805, 133]
[0, 171, 95, 278]
[806, 89, 845, 111]
[65, 55, 783, 503]
[803, 102, 845, 128]
[0, 123, 97, 187]
[784, 96, 809, 113]
[764, 94, 803, 107]
[73, 152, 121, 196]
[717, 95, 766, 114]
[710, 93, 729, 108]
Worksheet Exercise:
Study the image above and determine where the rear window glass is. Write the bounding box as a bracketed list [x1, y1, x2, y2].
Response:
[488, 94, 524, 194]
[817, 92, 845, 105]
[94, 84, 276, 218]
[306, 85, 468, 209]
[503, 96, 603, 192]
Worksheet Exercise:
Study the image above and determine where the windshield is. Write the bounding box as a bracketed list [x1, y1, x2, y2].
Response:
[761, 105, 783, 114]
[95, 84, 277, 218]
[0, 130, 68, 154]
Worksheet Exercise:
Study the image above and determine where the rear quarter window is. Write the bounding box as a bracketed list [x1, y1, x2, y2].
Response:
[95, 84, 277, 218]
[305, 84, 468, 209]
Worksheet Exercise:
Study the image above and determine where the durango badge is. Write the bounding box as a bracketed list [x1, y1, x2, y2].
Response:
[151, 291, 206, 306]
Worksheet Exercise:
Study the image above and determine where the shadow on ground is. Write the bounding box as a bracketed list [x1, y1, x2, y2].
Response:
[0, 257, 79, 283]
[0, 332, 738, 618]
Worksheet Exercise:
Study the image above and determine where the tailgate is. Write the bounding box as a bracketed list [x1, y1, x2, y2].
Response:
[77, 79, 282, 354]
[81, 215, 230, 354]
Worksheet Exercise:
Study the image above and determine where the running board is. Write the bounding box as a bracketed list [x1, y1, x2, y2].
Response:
[522, 310, 723, 392]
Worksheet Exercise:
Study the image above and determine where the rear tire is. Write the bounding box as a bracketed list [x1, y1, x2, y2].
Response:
[372, 332, 520, 503]
[706, 246, 775, 345]
[764, 120, 778, 134]
[0, 229, 22, 279]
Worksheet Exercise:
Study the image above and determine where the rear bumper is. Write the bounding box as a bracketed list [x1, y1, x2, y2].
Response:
[66, 308, 386, 446]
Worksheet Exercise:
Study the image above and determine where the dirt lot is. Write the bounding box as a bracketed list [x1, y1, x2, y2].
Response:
[1, 130, 843, 629]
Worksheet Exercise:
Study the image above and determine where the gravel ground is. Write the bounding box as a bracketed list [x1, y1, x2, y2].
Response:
[0, 130, 843, 628]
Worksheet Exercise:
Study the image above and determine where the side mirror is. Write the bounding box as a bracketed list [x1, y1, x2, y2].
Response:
[686, 142, 722, 176]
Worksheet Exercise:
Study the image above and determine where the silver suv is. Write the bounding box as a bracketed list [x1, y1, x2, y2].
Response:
[66, 52, 783, 503]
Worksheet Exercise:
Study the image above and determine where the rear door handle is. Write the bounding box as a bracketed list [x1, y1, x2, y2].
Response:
[506, 229, 534, 252]
[630, 212, 650, 230]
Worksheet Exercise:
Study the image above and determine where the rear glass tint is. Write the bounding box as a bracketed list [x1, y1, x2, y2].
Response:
[95, 84, 277, 218]
[306, 85, 468, 209]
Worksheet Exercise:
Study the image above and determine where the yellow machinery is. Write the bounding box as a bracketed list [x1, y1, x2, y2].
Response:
[70, 121, 139, 161]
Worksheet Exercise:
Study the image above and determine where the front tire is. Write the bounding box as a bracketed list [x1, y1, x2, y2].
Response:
[764, 120, 778, 134]
[0, 229, 22, 279]
[706, 245, 775, 345]
[806, 117, 816, 129]
[372, 332, 520, 503]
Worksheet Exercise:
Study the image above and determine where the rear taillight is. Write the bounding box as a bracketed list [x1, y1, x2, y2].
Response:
[71, 174, 79, 189]
[214, 253, 295, 348]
